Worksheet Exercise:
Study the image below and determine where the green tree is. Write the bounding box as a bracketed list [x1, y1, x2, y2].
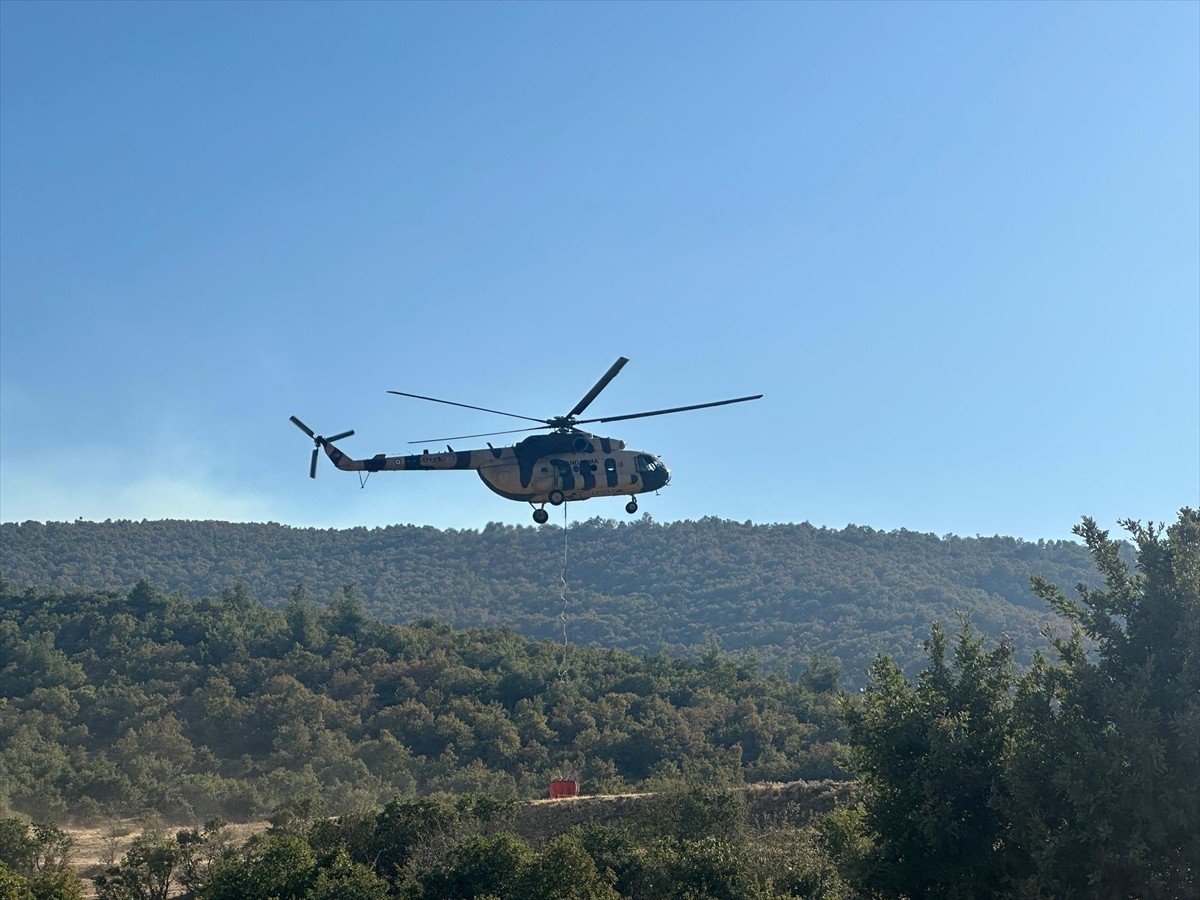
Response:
[0, 820, 33, 874]
[418, 832, 534, 900]
[328, 585, 368, 642]
[517, 835, 619, 900]
[645, 785, 748, 844]
[284, 586, 325, 651]
[834, 510, 1199, 899]
[267, 797, 323, 837]
[839, 620, 1017, 898]
[95, 832, 179, 900]
[0, 861, 33, 900]
[1008, 511, 1199, 897]
[366, 797, 460, 881]
[0, 821, 82, 900]
[24, 870, 82, 900]
[202, 833, 315, 900]
[301, 850, 388, 900]
[175, 819, 235, 898]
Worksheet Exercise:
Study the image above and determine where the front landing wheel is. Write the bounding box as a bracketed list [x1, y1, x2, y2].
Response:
[625, 500, 638, 515]
[533, 508, 550, 525]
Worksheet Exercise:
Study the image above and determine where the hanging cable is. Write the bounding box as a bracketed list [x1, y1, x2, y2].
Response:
[559, 502, 570, 681]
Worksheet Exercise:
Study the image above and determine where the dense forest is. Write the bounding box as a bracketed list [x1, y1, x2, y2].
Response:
[0, 517, 1100, 682]
[2, 510, 1194, 899]
[0, 578, 846, 823]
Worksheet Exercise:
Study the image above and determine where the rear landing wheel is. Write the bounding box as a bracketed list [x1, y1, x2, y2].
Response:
[533, 508, 550, 524]
[625, 500, 638, 514]
[549, 490, 564, 506]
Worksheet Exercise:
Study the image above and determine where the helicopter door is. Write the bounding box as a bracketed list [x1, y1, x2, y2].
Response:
[549, 459, 575, 491]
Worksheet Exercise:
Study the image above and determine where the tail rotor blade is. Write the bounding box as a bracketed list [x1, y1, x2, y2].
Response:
[294, 417, 354, 479]
[290, 416, 315, 439]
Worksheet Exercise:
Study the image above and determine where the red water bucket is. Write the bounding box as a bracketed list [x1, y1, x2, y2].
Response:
[549, 779, 579, 799]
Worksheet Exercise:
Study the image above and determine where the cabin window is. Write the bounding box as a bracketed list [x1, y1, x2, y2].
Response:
[605, 458, 618, 487]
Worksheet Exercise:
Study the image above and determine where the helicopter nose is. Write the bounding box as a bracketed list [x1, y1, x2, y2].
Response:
[649, 459, 671, 490]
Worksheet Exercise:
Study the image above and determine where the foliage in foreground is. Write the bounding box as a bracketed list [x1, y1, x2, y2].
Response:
[0, 819, 83, 900]
[88, 787, 849, 900]
[832, 509, 1199, 899]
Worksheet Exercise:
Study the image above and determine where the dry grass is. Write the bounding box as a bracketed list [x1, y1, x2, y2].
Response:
[65, 819, 268, 889]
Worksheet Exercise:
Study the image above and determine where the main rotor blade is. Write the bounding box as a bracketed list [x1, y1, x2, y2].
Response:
[325, 430, 355, 443]
[290, 416, 315, 439]
[387, 390, 545, 424]
[567, 356, 629, 418]
[407, 425, 547, 445]
[576, 394, 764, 425]
[309, 448, 319, 479]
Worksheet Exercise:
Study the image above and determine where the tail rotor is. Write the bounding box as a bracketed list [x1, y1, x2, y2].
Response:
[290, 416, 354, 478]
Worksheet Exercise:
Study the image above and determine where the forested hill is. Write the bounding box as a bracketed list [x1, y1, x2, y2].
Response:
[0, 517, 1099, 680]
[0, 581, 848, 820]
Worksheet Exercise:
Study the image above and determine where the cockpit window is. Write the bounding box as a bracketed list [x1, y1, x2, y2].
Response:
[635, 455, 660, 473]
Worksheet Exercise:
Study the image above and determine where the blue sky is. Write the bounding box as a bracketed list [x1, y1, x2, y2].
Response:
[1, 1, 1196, 540]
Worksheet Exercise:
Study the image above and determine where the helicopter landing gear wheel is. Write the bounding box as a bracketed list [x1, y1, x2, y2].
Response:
[533, 507, 550, 525]
[548, 490, 565, 506]
[625, 499, 638, 515]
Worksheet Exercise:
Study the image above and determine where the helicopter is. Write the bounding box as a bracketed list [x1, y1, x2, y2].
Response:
[290, 357, 761, 524]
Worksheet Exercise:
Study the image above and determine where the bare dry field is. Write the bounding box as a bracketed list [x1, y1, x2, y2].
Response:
[67, 819, 267, 880]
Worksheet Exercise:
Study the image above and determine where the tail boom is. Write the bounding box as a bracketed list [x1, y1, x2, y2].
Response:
[322, 444, 496, 473]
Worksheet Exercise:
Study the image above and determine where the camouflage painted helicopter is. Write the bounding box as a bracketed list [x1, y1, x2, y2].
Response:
[290, 357, 761, 524]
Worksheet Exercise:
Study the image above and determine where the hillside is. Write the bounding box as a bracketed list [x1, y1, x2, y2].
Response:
[3, 511, 1193, 899]
[0, 516, 1099, 681]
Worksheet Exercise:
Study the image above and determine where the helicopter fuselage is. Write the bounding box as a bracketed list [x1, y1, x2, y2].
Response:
[322, 430, 670, 506]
